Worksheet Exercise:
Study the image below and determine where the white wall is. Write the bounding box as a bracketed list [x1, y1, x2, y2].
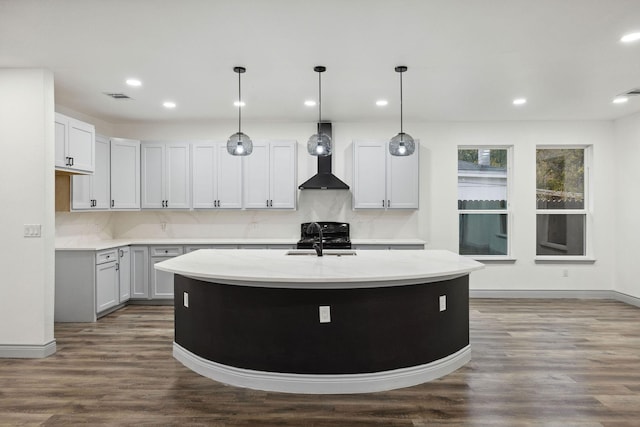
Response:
[614, 112, 640, 299]
[56, 116, 618, 292]
[0, 69, 55, 354]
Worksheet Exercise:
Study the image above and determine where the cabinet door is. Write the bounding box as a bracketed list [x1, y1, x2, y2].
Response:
[71, 174, 92, 210]
[141, 143, 165, 208]
[111, 138, 140, 210]
[54, 114, 68, 168]
[71, 136, 110, 210]
[269, 141, 297, 209]
[216, 143, 243, 208]
[191, 142, 217, 208]
[151, 257, 175, 299]
[353, 141, 387, 209]
[243, 141, 270, 208]
[130, 246, 149, 299]
[96, 262, 118, 313]
[118, 247, 131, 303]
[67, 117, 95, 173]
[165, 143, 191, 209]
[387, 142, 419, 209]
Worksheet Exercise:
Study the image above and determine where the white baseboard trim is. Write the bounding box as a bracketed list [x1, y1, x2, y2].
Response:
[0, 340, 56, 358]
[173, 343, 471, 394]
[470, 289, 640, 308]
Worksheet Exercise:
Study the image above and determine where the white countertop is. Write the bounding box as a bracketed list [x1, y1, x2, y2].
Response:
[55, 238, 427, 251]
[154, 249, 483, 289]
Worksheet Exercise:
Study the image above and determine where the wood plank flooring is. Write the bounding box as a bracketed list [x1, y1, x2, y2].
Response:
[1, 299, 640, 426]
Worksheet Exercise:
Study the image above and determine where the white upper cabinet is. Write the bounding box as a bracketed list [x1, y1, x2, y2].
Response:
[352, 140, 419, 209]
[141, 142, 190, 209]
[243, 140, 297, 209]
[110, 138, 140, 210]
[71, 135, 110, 210]
[55, 112, 95, 174]
[192, 142, 242, 209]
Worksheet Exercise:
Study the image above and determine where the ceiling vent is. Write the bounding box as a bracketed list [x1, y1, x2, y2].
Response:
[103, 92, 132, 99]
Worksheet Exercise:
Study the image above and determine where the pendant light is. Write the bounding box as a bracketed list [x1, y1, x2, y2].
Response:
[227, 66, 253, 156]
[307, 66, 331, 157]
[389, 66, 415, 156]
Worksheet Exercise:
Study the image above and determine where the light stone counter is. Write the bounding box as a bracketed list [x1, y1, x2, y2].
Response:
[155, 249, 482, 288]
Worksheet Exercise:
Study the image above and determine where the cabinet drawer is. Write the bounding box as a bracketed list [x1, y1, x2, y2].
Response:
[150, 246, 184, 257]
[96, 249, 118, 265]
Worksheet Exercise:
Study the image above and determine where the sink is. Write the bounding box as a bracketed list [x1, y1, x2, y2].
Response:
[285, 249, 357, 256]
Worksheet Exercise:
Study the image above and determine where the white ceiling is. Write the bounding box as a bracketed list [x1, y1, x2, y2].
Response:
[2, 0, 640, 124]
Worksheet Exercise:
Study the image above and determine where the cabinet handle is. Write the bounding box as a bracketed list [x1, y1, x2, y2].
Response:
[65, 157, 70, 166]
[70, 157, 74, 166]
[119, 249, 124, 258]
[270, 200, 273, 207]
[382, 200, 385, 207]
[115, 262, 119, 271]
[111, 200, 115, 208]
[388, 200, 390, 208]
[266, 200, 269, 207]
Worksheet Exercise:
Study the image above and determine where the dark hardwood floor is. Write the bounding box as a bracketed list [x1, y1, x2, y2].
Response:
[1, 299, 640, 426]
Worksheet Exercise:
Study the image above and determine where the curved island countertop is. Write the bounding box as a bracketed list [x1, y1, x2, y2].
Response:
[154, 249, 483, 288]
[156, 249, 484, 394]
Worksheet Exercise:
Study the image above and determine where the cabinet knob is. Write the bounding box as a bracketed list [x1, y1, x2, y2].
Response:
[382, 200, 385, 207]
[165, 250, 168, 254]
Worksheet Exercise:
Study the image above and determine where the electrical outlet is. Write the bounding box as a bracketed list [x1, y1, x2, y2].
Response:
[439, 295, 447, 312]
[319, 306, 331, 323]
[183, 292, 189, 308]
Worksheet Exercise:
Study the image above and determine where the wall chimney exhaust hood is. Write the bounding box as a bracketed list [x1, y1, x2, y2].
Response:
[298, 122, 349, 190]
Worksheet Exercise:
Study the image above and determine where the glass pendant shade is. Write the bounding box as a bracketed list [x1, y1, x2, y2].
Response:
[228, 66, 252, 156]
[389, 132, 415, 156]
[227, 132, 253, 156]
[307, 132, 332, 156]
[308, 66, 331, 157]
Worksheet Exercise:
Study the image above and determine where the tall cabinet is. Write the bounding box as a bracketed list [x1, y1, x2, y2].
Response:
[141, 142, 191, 209]
[352, 140, 419, 209]
[243, 140, 297, 209]
[191, 142, 242, 209]
[110, 138, 141, 210]
[72, 135, 110, 210]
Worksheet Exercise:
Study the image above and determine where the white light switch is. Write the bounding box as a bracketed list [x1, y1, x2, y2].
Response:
[439, 295, 447, 312]
[319, 306, 331, 323]
[23, 224, 42, 238]
[183, 292, 189, 308]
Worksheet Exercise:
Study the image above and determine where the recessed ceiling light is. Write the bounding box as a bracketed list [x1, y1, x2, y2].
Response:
[163, 101, 176, 109]
[304, 100, 316, 107]
[613, 96, 629, 104]
[513, 98, 527, 106]
[126, 78, 142, 87]
[376, 99, 388, 107]
[233, 101, 246, 107]
[620, 32, 640, 43]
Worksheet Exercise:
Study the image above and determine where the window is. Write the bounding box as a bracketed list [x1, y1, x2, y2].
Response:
[458, 147, 510, 257]
[536, 147, 589, 257]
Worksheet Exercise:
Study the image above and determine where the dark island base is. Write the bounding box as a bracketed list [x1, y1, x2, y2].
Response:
[174, 275, 469, 376]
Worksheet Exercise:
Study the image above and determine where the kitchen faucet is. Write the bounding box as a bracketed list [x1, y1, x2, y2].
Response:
[307, 222, 323, 256]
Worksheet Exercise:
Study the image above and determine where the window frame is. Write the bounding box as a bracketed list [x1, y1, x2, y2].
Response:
[535, 145, 593, 262]
[457, 145, 513, 261]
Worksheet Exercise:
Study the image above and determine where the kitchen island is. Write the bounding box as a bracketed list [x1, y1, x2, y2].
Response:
[155, 249, 483, 394]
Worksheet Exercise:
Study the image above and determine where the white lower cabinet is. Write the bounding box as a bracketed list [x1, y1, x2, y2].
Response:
[150, 246, 183, 299]
[96, 249, 119, 313]
[118, 246, 131, 302]
[131, 246, 149, 299]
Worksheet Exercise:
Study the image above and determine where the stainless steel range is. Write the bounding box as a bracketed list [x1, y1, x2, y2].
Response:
[296, 222, 351, 249]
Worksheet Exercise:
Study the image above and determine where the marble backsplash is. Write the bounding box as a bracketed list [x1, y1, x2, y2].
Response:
[55, 190, 419, 241]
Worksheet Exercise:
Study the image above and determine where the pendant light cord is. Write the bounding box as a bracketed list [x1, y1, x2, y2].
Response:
[238, 71, 242, 135]
[400, 70, 403, 134]
[317, 71, 322, 134]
